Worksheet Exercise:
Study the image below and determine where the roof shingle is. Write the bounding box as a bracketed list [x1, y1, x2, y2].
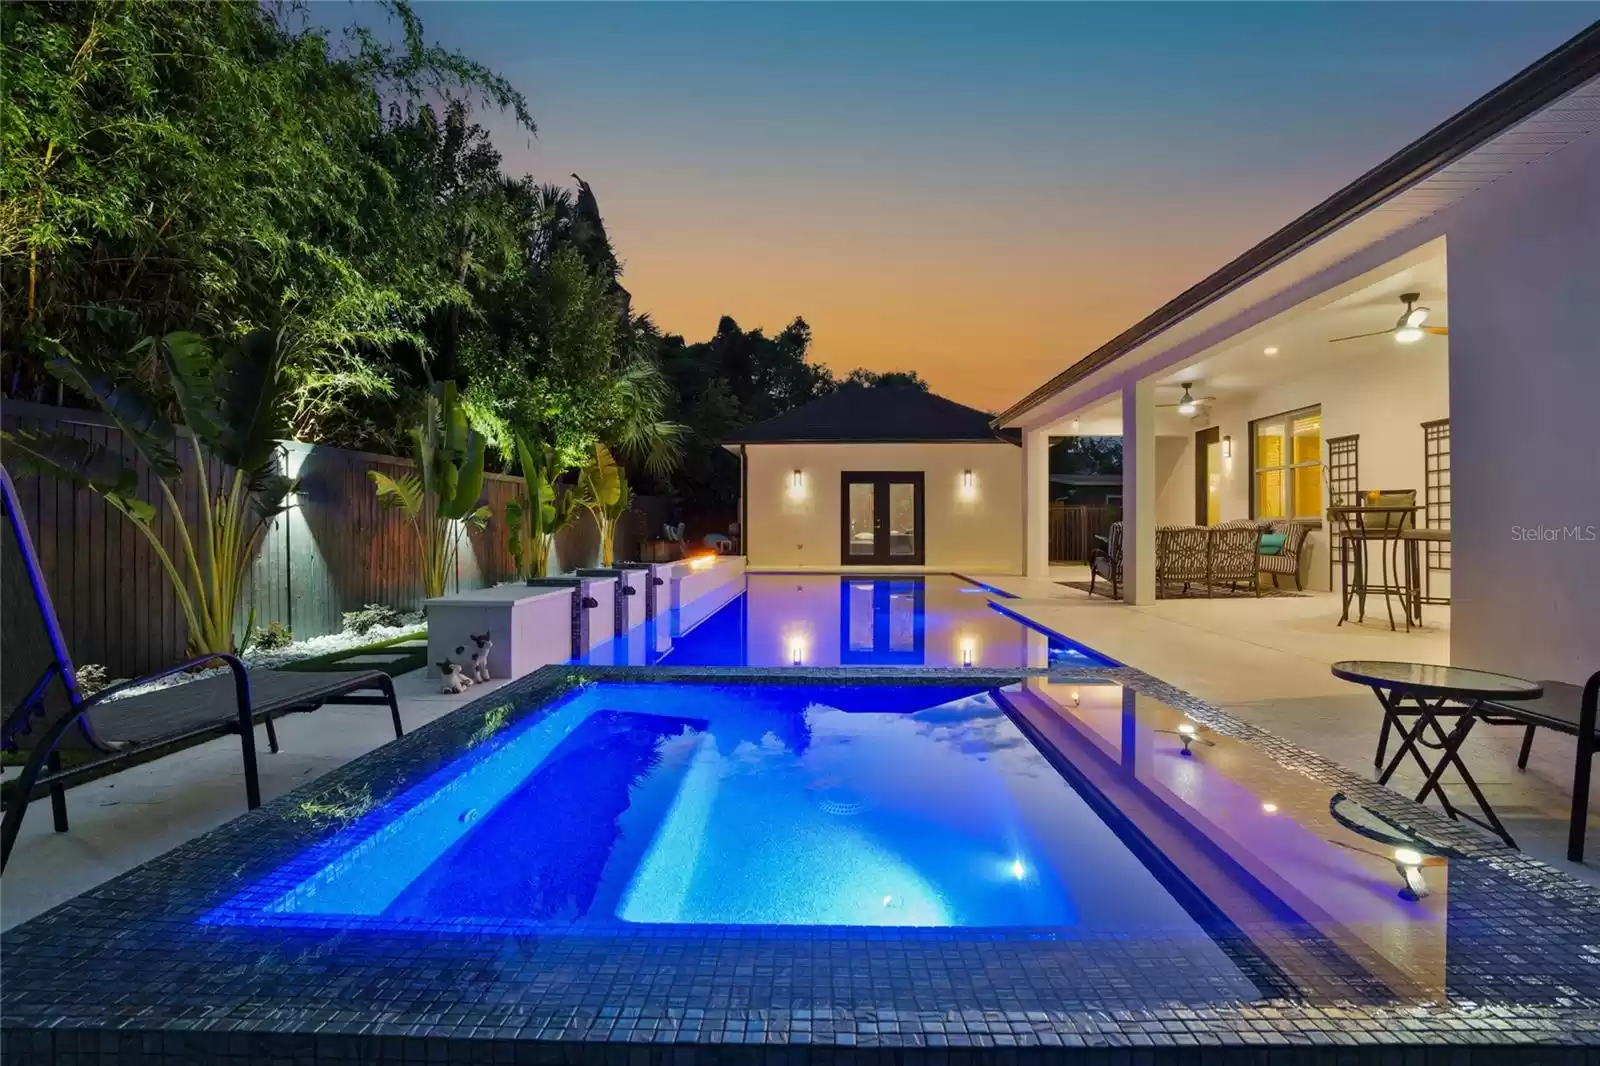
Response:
[724, 387, 1012, 445]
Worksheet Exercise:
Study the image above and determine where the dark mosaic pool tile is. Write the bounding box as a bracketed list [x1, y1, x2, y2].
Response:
[6, 665, 1600, 1063]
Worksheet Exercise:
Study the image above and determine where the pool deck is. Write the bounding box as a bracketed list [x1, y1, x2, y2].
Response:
[5, 665, 1600, 1063]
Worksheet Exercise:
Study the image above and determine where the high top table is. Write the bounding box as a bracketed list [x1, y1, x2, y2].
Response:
[1329, 503, 1420, 631]
[1333, 660, 1543, 848]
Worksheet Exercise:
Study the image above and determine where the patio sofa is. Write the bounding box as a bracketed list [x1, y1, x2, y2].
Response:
[1088, 521, 1269, 598]
[1, 467, 402, 871]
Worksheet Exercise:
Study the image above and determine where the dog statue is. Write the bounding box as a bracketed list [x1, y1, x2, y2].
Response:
[439, 660, 474, 694]
[467, 631, 493, 683]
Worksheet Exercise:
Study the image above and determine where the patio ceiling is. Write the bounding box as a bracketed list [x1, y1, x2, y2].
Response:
[1050, 248, 1449, 439]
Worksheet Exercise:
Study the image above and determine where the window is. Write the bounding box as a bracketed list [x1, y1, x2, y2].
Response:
[1251, 406, 1322, 519]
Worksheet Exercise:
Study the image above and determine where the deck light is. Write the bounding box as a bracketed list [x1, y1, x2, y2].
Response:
[1176, 722, 1198, 755]
[1393, 848, 1430, 899]
[1222, 435, 1232, 459]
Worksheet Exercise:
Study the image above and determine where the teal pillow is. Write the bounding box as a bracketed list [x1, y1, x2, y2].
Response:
[1259, 532, 1287, 556]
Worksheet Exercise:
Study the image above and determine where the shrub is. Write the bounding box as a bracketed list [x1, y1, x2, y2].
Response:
[74, 663, 111, 697]
[343, 603, 403, 635]
[250, 620, 294, 651]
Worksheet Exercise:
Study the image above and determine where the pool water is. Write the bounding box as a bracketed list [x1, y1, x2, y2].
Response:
[584, 573, 1112, 668]
[214, 677, 1466, 1002]
[229, 684, 1229, 940]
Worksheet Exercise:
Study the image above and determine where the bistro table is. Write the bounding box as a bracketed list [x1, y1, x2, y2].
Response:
[1332, 660, 1543, 847]
[1328, 503, 1421, 631]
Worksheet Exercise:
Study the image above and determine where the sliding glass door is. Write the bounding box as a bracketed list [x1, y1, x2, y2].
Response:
[840, 472, 925, 565]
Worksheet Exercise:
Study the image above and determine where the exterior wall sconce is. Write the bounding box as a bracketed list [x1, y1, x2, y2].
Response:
[789, 639, 806, 666]
[959, 636, 977, 667]
[1221, 436, 1232, 459]
[788, 469, 804, 499]
[959, 469, 976, 500]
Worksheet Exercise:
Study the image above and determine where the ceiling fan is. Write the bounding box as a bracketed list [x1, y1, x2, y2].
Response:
[1329, 292, 1448, 345]
[1156, 382, 1214, 415]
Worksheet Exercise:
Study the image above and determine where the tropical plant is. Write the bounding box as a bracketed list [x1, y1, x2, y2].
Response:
[369, 381, 491, 598]
[578, 443, 633, 567]
[3, 329, 296, 655]
[504, 435, 579, 580]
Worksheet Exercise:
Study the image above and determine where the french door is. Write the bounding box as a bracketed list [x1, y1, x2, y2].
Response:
[840, 472, 925, 565]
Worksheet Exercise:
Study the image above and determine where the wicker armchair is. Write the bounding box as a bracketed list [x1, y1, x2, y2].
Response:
[1087, 521, 1123, 599]
[1156, 525, 1210, 595]
[1260, 520, 1312, 590]
[1210, 525, 1263, 596]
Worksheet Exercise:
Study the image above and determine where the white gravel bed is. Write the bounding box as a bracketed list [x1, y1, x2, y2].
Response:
[94, 614, 426, 702]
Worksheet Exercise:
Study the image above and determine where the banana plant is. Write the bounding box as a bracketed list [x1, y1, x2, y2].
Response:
[3, 330, 296, 655]
[578, 442, 633, 567]
[370, 382, 491, 599]
[504, 435, 578, 580]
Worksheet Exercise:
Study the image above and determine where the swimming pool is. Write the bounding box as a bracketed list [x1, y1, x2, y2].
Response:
[20, 666, 1600, 1059]
[583, 572, 1112, 668]
[209, 674, 1481, 1006]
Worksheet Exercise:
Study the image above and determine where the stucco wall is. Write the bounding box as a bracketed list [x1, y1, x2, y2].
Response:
[1154, 435, 1194, 526]
[1445, 132, 1600, 684]
[743, 441, 1023, 572]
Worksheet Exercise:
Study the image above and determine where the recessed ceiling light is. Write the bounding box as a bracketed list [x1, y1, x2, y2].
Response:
[1263, 346, 1279, 356]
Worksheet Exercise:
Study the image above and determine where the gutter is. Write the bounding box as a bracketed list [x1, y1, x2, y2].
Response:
[993, 21, 1600, 428]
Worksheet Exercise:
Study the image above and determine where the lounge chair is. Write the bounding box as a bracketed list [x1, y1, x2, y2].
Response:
[1, 466, 402, 871]
[1483, 671, 1600, 861]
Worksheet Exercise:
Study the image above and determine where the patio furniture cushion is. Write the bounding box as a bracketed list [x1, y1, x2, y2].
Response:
[1259, 532, 1287, 555]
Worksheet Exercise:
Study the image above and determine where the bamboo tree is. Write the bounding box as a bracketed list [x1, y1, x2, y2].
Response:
[369, 381, 491, 598]
[2, 330, 297, 655]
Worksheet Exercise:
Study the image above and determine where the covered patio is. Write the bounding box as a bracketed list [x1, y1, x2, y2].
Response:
[1029, 240, 1451, 621]
[1002, 69, 1598, 689]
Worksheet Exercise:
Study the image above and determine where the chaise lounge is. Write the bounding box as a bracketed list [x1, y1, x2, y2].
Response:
[1, 467, 403, 871]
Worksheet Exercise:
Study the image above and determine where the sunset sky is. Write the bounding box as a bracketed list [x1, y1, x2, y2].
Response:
[396, 3, 1596, 412]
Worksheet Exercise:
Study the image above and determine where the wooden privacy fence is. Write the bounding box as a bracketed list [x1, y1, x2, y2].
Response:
[1048, 503, 1121, 563]
[1, 401, 660, 678]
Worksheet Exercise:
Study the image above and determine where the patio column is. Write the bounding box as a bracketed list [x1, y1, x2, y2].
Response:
[1022, 427, 1050, 578]
[1121, 379, 1156, 604]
